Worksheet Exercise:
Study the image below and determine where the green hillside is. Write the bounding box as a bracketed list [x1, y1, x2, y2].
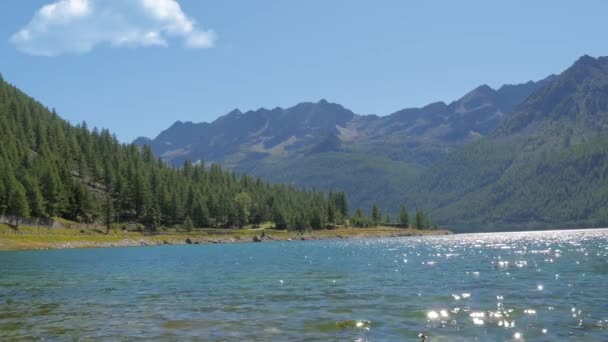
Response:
[416, 55, 608, 230]
[244, 151, 424, 214]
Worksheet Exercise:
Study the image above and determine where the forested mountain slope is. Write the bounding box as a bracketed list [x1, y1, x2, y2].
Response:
[415, 55, 608, 230]
[0, 74, 352, 231]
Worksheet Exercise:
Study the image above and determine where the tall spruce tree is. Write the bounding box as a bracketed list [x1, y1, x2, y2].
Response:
[415, 209, 429, 229]
[22, 175, 46, 218]
[7, 178, 30, 227]
[371, 204, 381, 225]
[399, 206, 409, 228]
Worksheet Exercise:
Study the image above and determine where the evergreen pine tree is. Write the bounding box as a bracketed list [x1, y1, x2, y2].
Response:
[415, 209, 429, 229]
[371, 204, 381, 226]
[399, 206, 409, 228]
[7, 178, 30, 227]
[327, 200, 336, 226]
[0, 159, 8, 215]
[273, 206, 288, 230]
[191, 195, 210, 228]
[384, 213, 391, 225]
[23, 175, 46, 218]
[234, 192, 251, 228]
[310, 205, 327, 229]
[292, 213, 311, 232]
[41, 166, 66, 218]
[102, 194, 114, 234]
[183, 216, 194, 231]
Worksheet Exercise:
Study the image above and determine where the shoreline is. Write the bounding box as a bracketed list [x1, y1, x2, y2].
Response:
[0, 225, 451, 251]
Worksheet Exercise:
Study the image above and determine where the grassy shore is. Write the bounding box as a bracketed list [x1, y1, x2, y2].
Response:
[0, 224, 451, 251]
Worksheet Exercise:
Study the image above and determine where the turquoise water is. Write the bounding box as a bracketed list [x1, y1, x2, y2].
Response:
[1, 229, 608, 341]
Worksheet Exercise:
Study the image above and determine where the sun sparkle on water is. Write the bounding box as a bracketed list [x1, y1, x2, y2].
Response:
[2, 228, 608, 340]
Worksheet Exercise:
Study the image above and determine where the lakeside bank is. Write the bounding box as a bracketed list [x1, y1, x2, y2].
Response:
[0, 224, 451, 251]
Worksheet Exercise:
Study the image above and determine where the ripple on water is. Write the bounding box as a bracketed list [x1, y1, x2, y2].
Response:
[305, 319, 373, 333]
[2, 228, 608, 340]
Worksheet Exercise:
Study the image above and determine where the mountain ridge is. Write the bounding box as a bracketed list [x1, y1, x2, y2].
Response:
[415, 55, 608, 230]
[135, 75, 553, 165]
[134, 73, 554, 217]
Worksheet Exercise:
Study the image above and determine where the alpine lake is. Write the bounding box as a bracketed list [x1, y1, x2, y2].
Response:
[1, 229, 607, 341]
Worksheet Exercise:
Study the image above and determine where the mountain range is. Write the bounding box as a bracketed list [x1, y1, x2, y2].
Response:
[416, 55, 608, 231]
[135, 55, 608, 231]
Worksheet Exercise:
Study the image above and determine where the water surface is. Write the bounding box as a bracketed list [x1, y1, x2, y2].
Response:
[1, 229, 608, 341]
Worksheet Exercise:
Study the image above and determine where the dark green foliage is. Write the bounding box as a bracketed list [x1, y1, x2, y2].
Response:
[327, 200, 336, 226]
[414, 55, 608, 231]
[190, 192, 210, 228]
[67, 181, 99, 223]
[242, 152, 421, 216]
[22, 175, 46, 218]
[40, 165, 66, 218]
[6, 178, 30, 224]
[183, 216, 194, 232]
[415, 209, 430, 229]
[309, 204, 327, 230]
[371, 204, 381, 225]
[0, 166, 7, 215]
[234, 192, 252, 228]
[292, 213, 311, 232]
[351, 208, 372, 228]
[398, 206, 409, 228]
[0, 76, 413, 230]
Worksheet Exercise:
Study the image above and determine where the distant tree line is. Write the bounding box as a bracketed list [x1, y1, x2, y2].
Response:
[0, 75, 433, 231]
[349, 204, 432, 229]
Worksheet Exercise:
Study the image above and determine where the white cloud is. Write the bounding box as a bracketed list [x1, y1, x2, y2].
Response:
[185, 30, 216, 49]
[11, 0, 216, 56]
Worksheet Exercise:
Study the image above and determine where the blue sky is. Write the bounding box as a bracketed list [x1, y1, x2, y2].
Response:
[1, 0, 607, 142]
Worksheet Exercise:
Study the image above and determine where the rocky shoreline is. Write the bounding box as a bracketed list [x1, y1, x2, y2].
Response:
[0, 229, 452, 251]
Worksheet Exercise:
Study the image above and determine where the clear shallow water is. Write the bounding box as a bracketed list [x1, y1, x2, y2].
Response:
[1, 229, 608, 341]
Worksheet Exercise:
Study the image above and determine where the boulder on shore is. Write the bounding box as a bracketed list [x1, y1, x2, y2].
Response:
[185, 238, 193, 244]
[253, 235, 262, 242]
